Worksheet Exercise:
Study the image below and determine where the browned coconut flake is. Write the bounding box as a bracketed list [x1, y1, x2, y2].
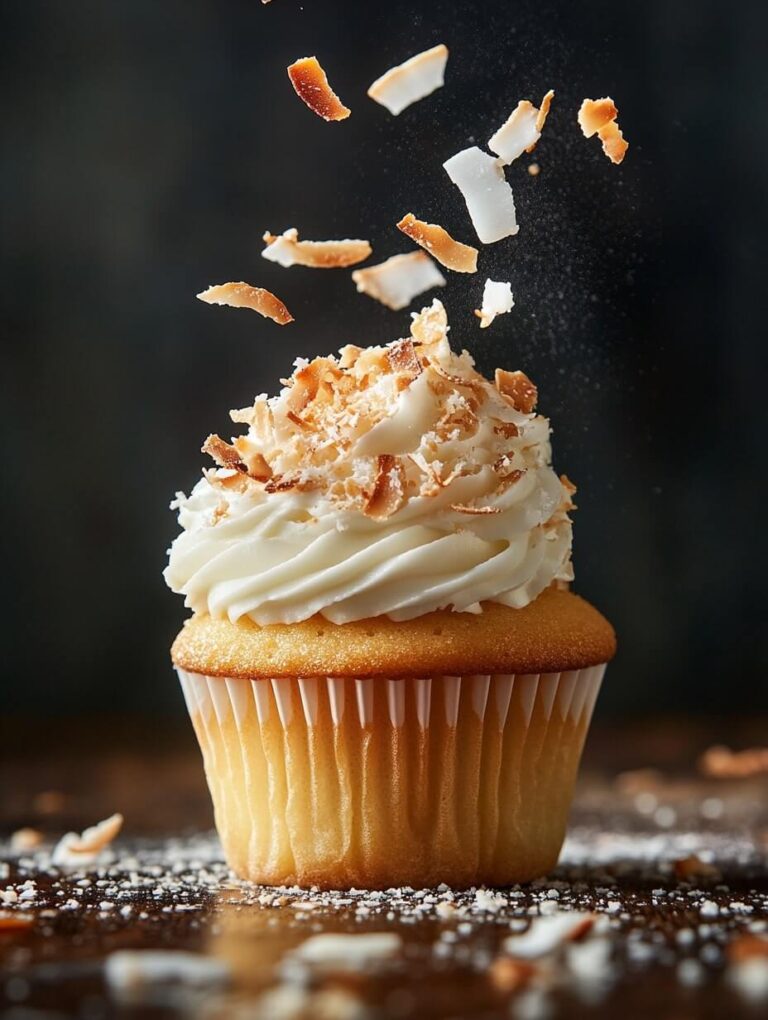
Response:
[597, 120, 629, 165]
[197, 283, 294, 325]
[577, 97, 618, 137]
[287, 56, 351, 121]
[396, 213, 478, 273]
[577, 97, 628, 164]
[450, 504, 502, 515]
[262, 228, 371, 269]
[386, 337, 423, 380]
[495, 368, 538, 413]
[364, 455, 406, 518]
[202, 434, 246, 470]
[535, 89, 555, 133]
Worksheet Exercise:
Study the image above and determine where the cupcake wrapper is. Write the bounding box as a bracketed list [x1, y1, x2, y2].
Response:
[177, 666, 606, 889]
[178, 668, 604, 731]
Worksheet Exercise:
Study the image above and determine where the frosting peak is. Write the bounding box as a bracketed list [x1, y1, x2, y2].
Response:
[164, 301, 574, 625]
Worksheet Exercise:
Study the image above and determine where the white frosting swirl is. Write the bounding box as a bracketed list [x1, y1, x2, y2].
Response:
[164, 301, 574, 625]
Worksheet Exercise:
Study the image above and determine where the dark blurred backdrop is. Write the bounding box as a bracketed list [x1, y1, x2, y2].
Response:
[2, 0, 766, 718]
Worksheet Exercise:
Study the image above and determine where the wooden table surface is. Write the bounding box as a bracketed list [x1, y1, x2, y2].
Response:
[1, 716, 767, 1019]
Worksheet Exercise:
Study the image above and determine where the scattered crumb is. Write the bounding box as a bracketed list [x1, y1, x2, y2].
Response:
[10, 830, 43, 853]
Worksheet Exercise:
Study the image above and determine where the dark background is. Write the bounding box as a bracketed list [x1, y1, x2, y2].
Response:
[2, 0, 766, 719]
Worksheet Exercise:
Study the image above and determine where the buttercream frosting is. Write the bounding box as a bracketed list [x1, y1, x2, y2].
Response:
[164, 301, 574, 625]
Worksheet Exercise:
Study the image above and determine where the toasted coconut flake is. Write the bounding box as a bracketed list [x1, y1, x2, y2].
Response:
[674, 854, 721, 881]
[0, 912, 35, 931]
[493, 420, 520, 438]
[495, 368, 537, 413]
[410, 299, 449, 346]
[387, 338, 423, 380]
[396, 213, 478, 273]
[202, 434, 245, 471]
[232, 441, 272, 480]
[443, 147, 518, 244]
[450, 503, 502, 515]
[577, 97, 618, 138]
[352, 252, 446, 311]
[475, 278, 514, 328]
[287, 56, 350, 121]
[488, 957, 537, 993]
[578, 97, 628, 164]
[52, 813, 123, 867]
[205, 469, 249, 493]
[367, 44, 448, 116]
[197, 283, 293, 325]
[489, 90, 554, 165]
[286, 409, 312, 431]
[264, 475, 302, 494]
[699, 745, 768, 779]
[728, 936, 768, 963]
[262, 228, 371, 269]
[597, 120, 629, 164]
[502, 913, 596, 959]
[364, 455, 406, 519]
[535, 89, 555, 133]
[10, 828, 43, 852]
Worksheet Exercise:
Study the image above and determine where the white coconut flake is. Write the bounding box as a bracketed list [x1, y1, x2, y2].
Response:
[52, 814, 124, 868]
[352, 252, 445, 310]
[489, 102, 539, 164]
[475, 278, 514, 328]
[290, 932, 402, 971]
[502, 913, 596, 959]
[105, 950, 230, 1004]
[367, 44, 448, 116]
[443, 147, 519, 244]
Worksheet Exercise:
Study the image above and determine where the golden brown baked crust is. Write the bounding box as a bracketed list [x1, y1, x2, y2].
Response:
[171, 588, 616, 679]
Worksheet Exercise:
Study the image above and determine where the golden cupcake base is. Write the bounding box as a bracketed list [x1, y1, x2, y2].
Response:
[178, 666, 605, 889]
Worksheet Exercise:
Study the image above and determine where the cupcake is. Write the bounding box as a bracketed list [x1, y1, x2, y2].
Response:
[164, 300, 615, 889]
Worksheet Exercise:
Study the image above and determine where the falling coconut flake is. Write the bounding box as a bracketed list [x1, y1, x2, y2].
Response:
[197, 283, 294, 325]
[443, 147, 519, 243]
[475, 279, 514, 328]
[577, 97, 628, 165]
[352, 252, 445, 310]
[262, 228, 371, 269]
[367, 44, 448, 116]
[488, 90, 554, 164]
[396, 213, 478, 273]
[287, 56, 351, 122]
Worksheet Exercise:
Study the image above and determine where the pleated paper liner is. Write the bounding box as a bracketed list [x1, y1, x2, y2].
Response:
[178, 666, 606, 889]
